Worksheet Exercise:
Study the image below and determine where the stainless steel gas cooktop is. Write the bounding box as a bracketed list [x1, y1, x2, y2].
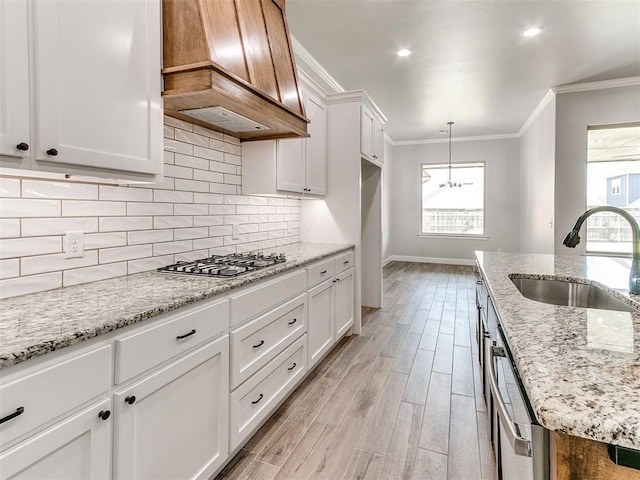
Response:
[157, 252, 287, 278]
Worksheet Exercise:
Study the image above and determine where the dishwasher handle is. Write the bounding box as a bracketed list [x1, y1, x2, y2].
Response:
[488, 345, 532, 457]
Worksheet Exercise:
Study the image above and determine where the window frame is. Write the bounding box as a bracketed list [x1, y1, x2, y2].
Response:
[418, 161, 488, 239]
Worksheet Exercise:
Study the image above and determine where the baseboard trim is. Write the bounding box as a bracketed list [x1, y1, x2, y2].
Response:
[385, 255, 476, 266]
[383, 256, 394, 267]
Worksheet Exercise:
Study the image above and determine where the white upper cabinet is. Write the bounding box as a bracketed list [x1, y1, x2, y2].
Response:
[243, 77, 327, 197]
[0, 0, 163, 182]
[0, 0, 30, 163]
[360, 104, 384, 164]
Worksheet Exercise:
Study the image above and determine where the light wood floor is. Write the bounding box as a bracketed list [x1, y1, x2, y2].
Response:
[216, 262, 496, 480]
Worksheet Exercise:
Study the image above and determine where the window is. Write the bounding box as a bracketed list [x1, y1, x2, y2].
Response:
[420, 162, 485, 236]
[586, 123, 640, 255]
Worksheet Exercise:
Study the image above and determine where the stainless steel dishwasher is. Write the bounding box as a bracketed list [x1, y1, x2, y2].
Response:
[488, 312, 549, 480]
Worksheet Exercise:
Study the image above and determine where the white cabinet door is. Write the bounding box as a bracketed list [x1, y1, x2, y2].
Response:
[360, 106, 375, 160]
[0, 398, 111, 480]
[113, 336, 229, 480]
[334, 268, 355, 339]
[276, 137, 305, 193]
[307, 279, 334, 369]
[0, 0, 31, 160]
[373, 119, 384, 163]
[304, 89, 327, 195]
[32, 0, 162, 175]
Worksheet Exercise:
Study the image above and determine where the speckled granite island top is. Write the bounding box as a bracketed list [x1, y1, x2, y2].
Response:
[475, 251, 640, 450]
[0, 243, 353, 370]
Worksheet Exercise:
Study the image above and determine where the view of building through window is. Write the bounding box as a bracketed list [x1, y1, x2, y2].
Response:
[586, 124, 640, 255]
[421, 163, 485, 235]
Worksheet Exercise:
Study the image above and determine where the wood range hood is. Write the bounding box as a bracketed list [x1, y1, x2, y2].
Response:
[162, 0, 309, 141]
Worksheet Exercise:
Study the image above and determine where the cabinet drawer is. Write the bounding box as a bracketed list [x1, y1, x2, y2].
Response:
[230, 269, 306, 327]
[229, 335, 306, 451]
[115, 299, 229, 384]
[0, 345, 111, 449]
[230, 293, 306, 389]
[334, 251, 354, 275]
[307, 258, 335, 288]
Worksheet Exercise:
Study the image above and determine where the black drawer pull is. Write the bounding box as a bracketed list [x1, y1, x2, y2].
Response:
[16, 142, 29, 151]
[0, 407, 24, 425]
[98, 410, 111, 421]
[288, 362, 297, 371]
[176, 329, 196, 340]
[46, 148, 58, 156]
[125, 395, 136, 405]
[251, 394, 264, 405]
[288, 318, 297, 325]
[253, 340, 265, 349]
[320, 270, 327, 275]
[343, 260, 349, 264]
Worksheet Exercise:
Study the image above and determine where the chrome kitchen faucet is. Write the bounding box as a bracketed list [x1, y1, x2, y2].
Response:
[563, 206, 640, 295]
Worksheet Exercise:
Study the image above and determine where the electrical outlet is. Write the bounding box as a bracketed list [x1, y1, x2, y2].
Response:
[65, 231, 84, 259]
[232, 224, 239, 240]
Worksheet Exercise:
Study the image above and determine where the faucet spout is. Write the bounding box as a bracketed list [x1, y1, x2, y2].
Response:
[563, 206, 640, 295]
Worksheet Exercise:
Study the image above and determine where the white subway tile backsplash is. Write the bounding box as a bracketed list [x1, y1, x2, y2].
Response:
[174, 227, 208, 240]
[0, 259, 19, 279]
[99, 217, 153, 232]
[175, 178, 209, 193]
[0, 236, 61, 259]
[174, 153, 210, 171]
[22, 217, 98, 237]
[127, 202, 174, 216]
[154, 190, 193, 204]
[0, 219, 20, 239]
[154, 216, 194, 229]
[258, 206, 278, 214]
[21, 251, 98, 275]
[63, 262, 127, 287]
[128, 229, 173, 245]
[153, 240, 193, 256]
[100, 245, 153, 264]
[174, 203, 208, 216]
[62, 200, 125, 217]
[0, 272, 61, 299]
[85, 232, 128, 250]
[0, 178, 20, 197]
[100, 185, 153, 202]
[22, 180, 98, 200]
[128, 255, 174, 274]
[0, 117, 301, 298]
[0, 199, 60, 218]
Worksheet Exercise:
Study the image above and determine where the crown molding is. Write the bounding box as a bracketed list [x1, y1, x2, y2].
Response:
[291, 36, 344, 95]
[390, 133, 520, 146]
[553, 76, 640, 94]
[518, 89, 556, 137]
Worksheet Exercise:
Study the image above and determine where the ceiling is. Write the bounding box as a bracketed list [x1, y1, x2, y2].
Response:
[286, 0, 640, 143]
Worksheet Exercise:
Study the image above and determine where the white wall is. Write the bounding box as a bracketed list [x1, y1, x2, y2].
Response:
[554, 85, 640, 254]
[389, 138, 520, 262]
[519, 95, 556, 254]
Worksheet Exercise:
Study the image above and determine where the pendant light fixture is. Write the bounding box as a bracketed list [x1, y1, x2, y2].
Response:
[439, 121, 463, 188]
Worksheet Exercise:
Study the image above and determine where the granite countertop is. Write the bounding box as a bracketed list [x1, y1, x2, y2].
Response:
[0, 243, 353, 370]
[475, 251, 640, 450]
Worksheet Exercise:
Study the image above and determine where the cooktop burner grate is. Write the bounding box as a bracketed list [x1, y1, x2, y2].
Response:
[157, 252, 287, 278]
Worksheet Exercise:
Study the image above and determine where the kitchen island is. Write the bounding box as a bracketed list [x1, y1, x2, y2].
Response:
[476, 251, 640, 479]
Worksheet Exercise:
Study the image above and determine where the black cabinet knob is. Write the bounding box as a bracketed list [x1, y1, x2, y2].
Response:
[125, 395, 136, 405]
[98, 410, 111, 420]
[16, 143, 29, 151]
[46, 148, 58, 156]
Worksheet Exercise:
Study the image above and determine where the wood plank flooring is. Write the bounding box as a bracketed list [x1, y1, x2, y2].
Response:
[215, 262, 496, 480]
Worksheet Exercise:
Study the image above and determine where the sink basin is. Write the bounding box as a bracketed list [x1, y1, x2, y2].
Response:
[510, 276, 638, 313]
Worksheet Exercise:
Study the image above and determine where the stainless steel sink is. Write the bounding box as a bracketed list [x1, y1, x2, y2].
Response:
[510, 276, 638, 313]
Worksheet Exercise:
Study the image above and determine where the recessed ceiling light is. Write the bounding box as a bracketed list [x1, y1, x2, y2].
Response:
[397, 48, 412, 57]
[521, 27, 543, 38]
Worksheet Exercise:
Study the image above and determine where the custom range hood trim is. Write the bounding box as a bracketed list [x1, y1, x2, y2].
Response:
[162, 0, 309, 141]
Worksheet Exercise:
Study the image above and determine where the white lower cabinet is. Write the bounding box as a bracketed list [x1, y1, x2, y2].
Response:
[334, 268, 355, 339]
[0, 398, 112, 480]
[112, 336, 229, 480]
[307, 279, 335, 369]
